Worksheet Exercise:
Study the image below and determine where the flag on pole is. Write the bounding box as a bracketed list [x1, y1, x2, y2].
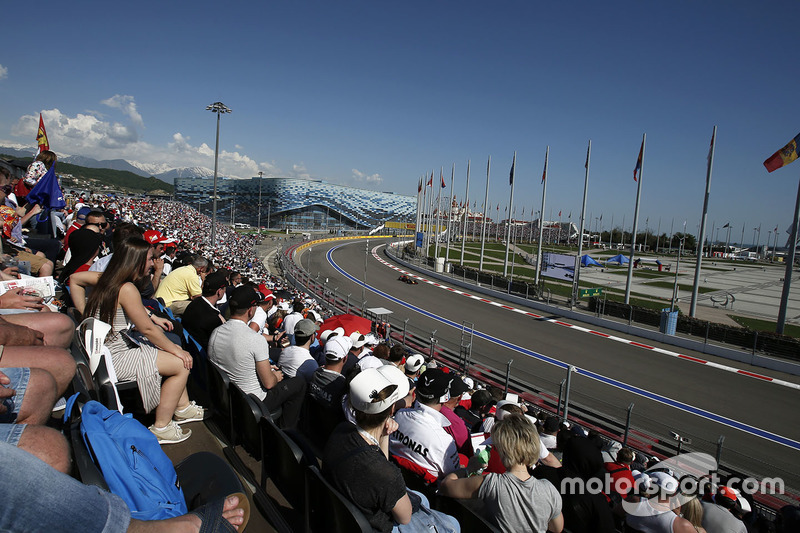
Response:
[764, 133, 800, 172]
[541, 150, 548, 183]
[634, 139, 644, 181]
[722, 222, 730, 229]
[418, 177, 422, 193]
[568, 212, 572, 219]
[440, 169, 446, 188]
[36, 113, 49, 153]
[585, 144, 590, 169]
[558, 210, 562, 217]
[427, 172, 433, 187]
[509, 153, 516, 185]
[707, 130, 715, 164]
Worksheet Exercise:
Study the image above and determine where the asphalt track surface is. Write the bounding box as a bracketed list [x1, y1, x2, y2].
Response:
[299, 238, 800, 490]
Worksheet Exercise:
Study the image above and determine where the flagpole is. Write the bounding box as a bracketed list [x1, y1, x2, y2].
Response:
[625, 134, 646, 305]
[446, 163, 455, 264]
[535, 147, 549, 286]
[572, 141, 591, 306]
[427, 171, 434, 257]
[778, 176, 800, 334]
[503, 152, 517, 276]
[608, 214, 614, 250]
[479, 156, 491, 271]
[690, 127, 716, 316]
[435, 168, 443, 263]
[460, 160, 470, 266]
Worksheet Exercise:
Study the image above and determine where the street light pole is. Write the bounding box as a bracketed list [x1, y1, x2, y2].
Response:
[206, 101, 232, 247]
[257, 171, 263, 235]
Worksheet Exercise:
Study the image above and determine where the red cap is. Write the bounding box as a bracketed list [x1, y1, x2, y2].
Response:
[143, 230, 168, 244]
[258, 284, 275, 300]
[716, 486, 737, 503]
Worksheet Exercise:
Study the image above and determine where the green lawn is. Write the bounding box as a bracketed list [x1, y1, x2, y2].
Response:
[729, 315, 800, 338]
[646, 280, 717, 293]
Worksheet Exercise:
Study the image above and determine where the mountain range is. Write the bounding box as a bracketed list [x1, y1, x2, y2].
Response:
[0, 146, 218, 183]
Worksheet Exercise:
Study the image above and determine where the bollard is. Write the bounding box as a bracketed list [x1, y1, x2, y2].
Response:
[504, 360, 513, 395]
[623, 403, 634, 447]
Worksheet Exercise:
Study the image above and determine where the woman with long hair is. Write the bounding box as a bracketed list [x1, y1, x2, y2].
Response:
[70, 237, 204, 444]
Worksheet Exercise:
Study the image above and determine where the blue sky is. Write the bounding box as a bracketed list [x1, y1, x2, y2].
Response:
[1, 1, 798, 245]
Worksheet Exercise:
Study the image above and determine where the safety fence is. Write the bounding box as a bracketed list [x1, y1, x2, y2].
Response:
[275, 240, 800, 515]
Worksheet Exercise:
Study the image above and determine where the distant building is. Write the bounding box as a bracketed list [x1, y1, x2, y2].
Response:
[175, 176, 415, 230]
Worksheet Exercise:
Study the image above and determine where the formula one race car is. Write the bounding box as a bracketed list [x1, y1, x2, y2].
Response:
[398, 275, 419, 285]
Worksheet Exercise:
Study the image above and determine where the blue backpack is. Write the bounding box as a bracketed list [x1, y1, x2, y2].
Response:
[67, 397, 188, 520]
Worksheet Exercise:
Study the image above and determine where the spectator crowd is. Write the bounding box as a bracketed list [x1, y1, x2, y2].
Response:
[0, 184, 796, 532]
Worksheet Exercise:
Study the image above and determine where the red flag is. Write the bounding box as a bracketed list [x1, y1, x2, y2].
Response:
[418, 177, 422, 193]
[427, 172, 433, 187]
[440, 169, 446, 188]
[559, 210, 562, 217]
[634, 139, 644, 181]
[541, 150, 548, 183]
[36, 113, 50, 153]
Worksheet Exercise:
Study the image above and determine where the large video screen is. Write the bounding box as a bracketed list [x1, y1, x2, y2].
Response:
[541, 252, 577, 281]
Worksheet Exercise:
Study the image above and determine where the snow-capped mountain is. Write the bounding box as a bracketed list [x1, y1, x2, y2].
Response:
[127, 162, 215, 181]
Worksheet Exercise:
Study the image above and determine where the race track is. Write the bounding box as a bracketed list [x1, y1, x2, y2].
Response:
[298, 238, 800, 491]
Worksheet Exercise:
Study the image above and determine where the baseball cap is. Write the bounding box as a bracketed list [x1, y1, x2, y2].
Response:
[143, 229, 169, 245]
[294, 318, 319, 338]
[363, 333, 380, 346]
[405, 354, 425, 374]
[715, 485, 738, 505]
[325, 335, 352, 361]
[258, 285, 275, 300]
[415, 368, 452, 403]
[648, 471, 678, 493]
[462, 377, 474, 390]
[228, 286, 259, 311]
[320, 327, 345, 343]
[349, 365, 410, 414]
[203, 270, 229, 293]
[449, 376, 469, 397]
[350, 332, 367, 349]
[307, 309, 323, 323]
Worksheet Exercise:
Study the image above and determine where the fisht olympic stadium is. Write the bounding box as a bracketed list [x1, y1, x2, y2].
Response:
[175, 176, 416, 231]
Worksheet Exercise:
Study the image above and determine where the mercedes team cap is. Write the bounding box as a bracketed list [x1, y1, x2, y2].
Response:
[294, 318, 319, 338]
[349, 364, 410, 414]
[448, 376, 470, 397]
[405, 354, 425, 374]
[415, 368, 452, 403]
[320, 327, 345, 343]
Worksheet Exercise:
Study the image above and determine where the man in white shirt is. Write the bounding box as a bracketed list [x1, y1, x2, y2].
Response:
[390, 368, 461, 481]
[281, 300, 305, 345]
[208, 286, 306, 428]
[276, 319, 319, 382]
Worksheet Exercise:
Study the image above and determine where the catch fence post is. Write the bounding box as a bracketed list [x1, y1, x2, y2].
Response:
[623, 403, 634, 447]
[715, 435, 725, 466]
[557, 379, 566, 417]
[402, 318, 409, 346]
[562, 365, 576, 423]
[504, 360, 513, 395]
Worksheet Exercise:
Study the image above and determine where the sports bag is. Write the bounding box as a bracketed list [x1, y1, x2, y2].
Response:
[74, 398, 188, 520]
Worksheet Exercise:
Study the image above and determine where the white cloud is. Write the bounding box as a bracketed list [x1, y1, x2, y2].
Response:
[6, 97, 297, 181]
[0, 65, 7, 81]
[101, 95, 144, 128]
[352, 168, 382, 184]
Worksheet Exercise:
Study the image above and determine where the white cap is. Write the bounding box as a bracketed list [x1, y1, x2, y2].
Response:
[349, 365, 410, 414]
[325, 335, 352, 361]
[363, 333, 380, 346]
[350, 332, 367, 349]
[405, 354, 425, 374]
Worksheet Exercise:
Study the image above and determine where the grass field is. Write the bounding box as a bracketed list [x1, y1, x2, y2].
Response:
[729, 315, 800, 338]
[646, 280, 717, 293]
